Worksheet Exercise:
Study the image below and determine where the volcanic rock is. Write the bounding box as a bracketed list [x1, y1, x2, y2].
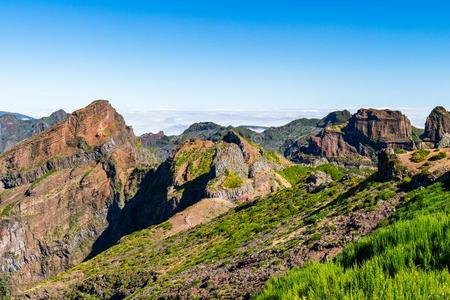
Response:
[422, 106, 450, 146]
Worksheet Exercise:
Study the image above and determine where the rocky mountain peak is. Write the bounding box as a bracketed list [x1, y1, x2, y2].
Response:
[0, 100, 152, 291]
[422, 106, 450, 145]
[47, 109, 67, 123]
[345, 108, 412, 144]
[0, 100, 137, 174]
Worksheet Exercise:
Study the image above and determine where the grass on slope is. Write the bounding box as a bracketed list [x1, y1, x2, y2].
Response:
[34, 165, 385, 298]
[256, 182, 450, 300]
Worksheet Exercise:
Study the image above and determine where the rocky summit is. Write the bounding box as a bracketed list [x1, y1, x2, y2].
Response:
[289, 108, 416, 164]
[0, 100, 151, 292]
[422, 106, 450, 147]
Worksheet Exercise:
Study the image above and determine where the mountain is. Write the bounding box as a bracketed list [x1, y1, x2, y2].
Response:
[0, 101, 291, 295]
[0, 111, 33, 120]
[0, 100, 152, 292]
[139, 114, 335, 162]
[86, 130, 292, 258]
[0, 109, 68, 153]
[287, 108, 415, 165]
[19, 139, 450, 299]
[2, 103, 450, 299]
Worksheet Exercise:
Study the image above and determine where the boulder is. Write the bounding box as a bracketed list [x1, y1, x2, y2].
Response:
[377, 148, 409, 181]
[306, 171, 332, 192]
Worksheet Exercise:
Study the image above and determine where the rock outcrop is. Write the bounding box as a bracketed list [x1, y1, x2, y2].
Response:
[307, 128, 360, 158]
[345, 108, 413, 149]
[291, 108, 415, 163]
[0, 100, 150, 292]
[140, 131, 165, 145]
[421, 106, 450, 146]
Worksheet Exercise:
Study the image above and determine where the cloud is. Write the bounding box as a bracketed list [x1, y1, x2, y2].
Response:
[122, 107, 430, 136]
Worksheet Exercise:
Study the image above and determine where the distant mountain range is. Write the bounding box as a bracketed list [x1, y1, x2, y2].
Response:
[0, 109, 67, 152]
[0, 111, 34, 120]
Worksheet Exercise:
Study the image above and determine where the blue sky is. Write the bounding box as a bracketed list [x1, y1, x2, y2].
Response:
[1, 1, 449, 133]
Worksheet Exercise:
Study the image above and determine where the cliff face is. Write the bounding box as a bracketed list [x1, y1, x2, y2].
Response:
[422, 106, 450, 146]
[307, 129, 360, 158]
[293, 108, 414, 162]
[0, 100, 148, 292]
[345, 108, 412, 148]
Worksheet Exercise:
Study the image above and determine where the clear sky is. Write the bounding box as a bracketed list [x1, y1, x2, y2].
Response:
[0, 1, 449, 132]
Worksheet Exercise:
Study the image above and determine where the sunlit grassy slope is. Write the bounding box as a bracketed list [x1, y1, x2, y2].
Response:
[256, 181, 450, 300]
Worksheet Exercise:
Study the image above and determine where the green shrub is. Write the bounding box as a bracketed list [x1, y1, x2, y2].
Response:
[315, 164, 344, 180]
[30, 170, 57, 190]
[277, 166, 310, 185]
[0, 277, 9, 299]
[410, 149, 430, 163]
[222, 169, 244, 189]
[264, 150, 282, 165]
[429, 151, 447, 161]
[394, 148, 407, 154]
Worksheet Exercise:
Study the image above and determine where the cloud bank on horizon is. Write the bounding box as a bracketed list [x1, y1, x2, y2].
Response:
[121, 108, 429, 136]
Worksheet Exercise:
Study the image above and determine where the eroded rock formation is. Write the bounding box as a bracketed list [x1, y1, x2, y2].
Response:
[422, 106, 450, 146]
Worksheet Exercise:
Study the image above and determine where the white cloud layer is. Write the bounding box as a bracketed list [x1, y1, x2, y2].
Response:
[121, 108, 429, 136]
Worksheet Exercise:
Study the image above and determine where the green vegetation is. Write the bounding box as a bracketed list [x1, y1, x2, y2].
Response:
[429, 151, 447, 161]
[410, 149, 430, 163]
[394, 148, 407, 154]
[256, 182, 450, 300]
[222, 169, 244, 189]
[29, 170, 57, 190]
[411, 126, 424, 142]
[276, 166, 310, 185]
[0, 200, 20, 218]
[264, 150, 283, 165]
[0, 277, 9, 299]
[174, 146, 216, 181]
[277, 163, 346, 185]
[159, 222, 173, 231]
[37, 165, 393, 298]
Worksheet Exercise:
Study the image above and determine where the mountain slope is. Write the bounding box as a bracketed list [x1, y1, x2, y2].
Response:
[257, 180, 450, 299]
[19, 165, 405, 299]
[0, 100, 151, 292]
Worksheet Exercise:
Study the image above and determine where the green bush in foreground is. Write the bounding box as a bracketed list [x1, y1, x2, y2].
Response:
[410, 149, 430, 163]
[256, 183, 450, 300]
[429, 151, 447, 161]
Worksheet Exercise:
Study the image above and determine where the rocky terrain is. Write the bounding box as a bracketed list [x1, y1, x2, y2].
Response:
[421, 106, 450, 147]
[0, 103, 449, 299]
[287, 108, 417, 165]
[0, 101, 151, 292]
[0, 110, 67, 153]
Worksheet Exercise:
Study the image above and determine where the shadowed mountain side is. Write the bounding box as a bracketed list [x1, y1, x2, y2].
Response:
[87, 160, 212, 258]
